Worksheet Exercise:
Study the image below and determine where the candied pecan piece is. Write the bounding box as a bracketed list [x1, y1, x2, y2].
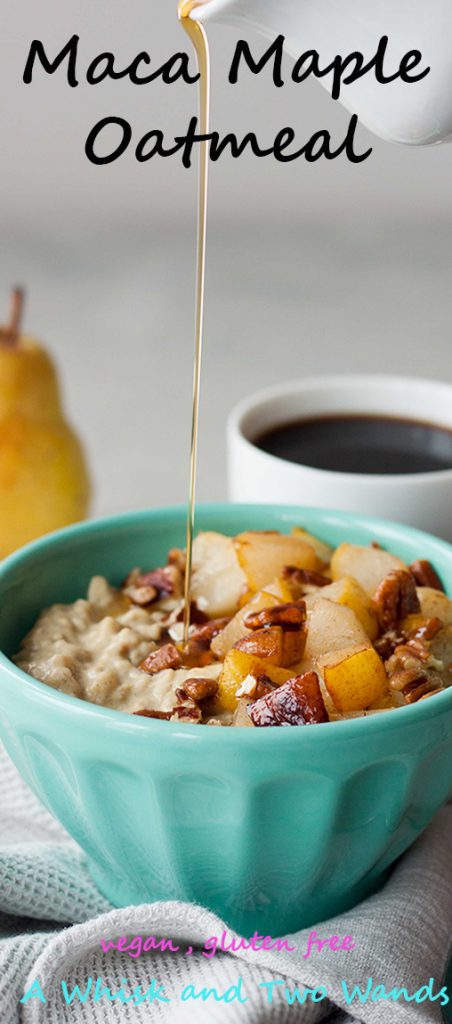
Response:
[403, 674, 442, 703]
[235, 626, 283, 660]
[236, 623, 307, 667]
[139, 643, 182, 675]
[249, 672, 328, 727]
[408, 617, 443, 642]
[189, 617, 231, 646]
[178, 677, 219, 703]
[409, 560, 444, 592]
[133, 708, 172, 720]
[372, 570, 420, 631]
[282, 566, 330, 588]
[244, 601, 306, 632]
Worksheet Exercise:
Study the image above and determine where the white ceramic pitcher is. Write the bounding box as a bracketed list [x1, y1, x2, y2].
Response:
[190, 0, 452, 145]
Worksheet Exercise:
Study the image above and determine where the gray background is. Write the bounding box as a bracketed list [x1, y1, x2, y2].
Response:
[1, 0, 451, 515]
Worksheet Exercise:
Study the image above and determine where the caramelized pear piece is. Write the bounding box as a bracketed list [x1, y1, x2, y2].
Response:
[249, 672, 328, 727]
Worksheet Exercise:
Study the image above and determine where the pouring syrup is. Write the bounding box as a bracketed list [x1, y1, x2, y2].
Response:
[178, 0, 211, 644]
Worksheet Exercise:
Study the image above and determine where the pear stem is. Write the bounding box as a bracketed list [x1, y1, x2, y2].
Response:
[0, 287, 25, 347]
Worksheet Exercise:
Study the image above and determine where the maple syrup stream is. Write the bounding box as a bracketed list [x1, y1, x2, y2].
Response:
[178, 0, 211, 645]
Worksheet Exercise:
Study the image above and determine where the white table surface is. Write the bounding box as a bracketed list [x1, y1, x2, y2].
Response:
[1, 216, 451, 518]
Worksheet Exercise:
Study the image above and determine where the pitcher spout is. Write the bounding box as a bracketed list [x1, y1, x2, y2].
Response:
[189, 0, 452, 146]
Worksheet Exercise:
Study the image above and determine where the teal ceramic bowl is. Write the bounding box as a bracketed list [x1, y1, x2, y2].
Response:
[0, 504, 452, 936]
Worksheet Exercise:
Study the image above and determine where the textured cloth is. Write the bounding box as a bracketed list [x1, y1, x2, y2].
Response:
[0, 743, 451, 1024]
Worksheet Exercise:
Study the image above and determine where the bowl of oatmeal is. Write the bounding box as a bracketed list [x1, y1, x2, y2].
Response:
[0, 503, 451, 934]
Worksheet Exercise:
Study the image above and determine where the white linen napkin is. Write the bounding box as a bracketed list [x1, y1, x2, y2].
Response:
[0, 744, 451, 1024]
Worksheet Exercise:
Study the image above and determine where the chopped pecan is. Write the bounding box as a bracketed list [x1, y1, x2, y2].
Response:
[418, 688, 444, 702]
[235, 626, 283, 660]
[139, 643, 182, 675]
[171, 704, 202, 723]
[126, 584, 158, 606]
[235, 623, 306, 667]
[178, 677, 219, 703]
[409, 560, 444, 592]
[135, 566, 178, 599]
[133, 708, 172, 720]
[175, 687, 188, 701]
[387, 663, 444, 703]
[374, 628, 407, 660]
[235, 673, 275, 700]
[408, 617, 442, 642]
[395, 639, 431, 663]
[243, 601, 306, 632]
[372, 570, 420, 631]
[388, 667, 429, 693]
[249, 672, 328, 727]
[122, 567, 141, 588]
[396, 671, 442, 703]
[404, 679, 439, 703]
[385, 637, 432, 679]
[235, 674, 258, 699]
[188, 617, 231, 646]
[282, 566, 330, 588]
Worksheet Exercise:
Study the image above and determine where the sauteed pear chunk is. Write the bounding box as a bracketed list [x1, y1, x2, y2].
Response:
[318, 646, 389, 712]
[306, 576, 378, 640]
[217, 649, 293, 712]
[430, 625, 452, 685]
[212, 585, 290, 659]
[234, 530, 319, 593]
[232, 698, 255, 727]
[304, 598, 370, 663]
[191, 532, 246, 618]
[331, 543, 406, 595]
[414, 587, 452, 627]
[291, 527, 333, 567]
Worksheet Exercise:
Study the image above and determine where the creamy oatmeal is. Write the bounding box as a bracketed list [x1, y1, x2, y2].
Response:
[15, 528, 452, 726]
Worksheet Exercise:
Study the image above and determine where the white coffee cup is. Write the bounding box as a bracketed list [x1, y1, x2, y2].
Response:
[227, 375, 452, 541]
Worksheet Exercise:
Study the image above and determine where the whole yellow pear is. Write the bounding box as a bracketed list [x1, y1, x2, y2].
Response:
[0, 288, 90, 557]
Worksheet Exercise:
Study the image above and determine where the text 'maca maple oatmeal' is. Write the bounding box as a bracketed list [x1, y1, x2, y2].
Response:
[15, 527, 452, 727]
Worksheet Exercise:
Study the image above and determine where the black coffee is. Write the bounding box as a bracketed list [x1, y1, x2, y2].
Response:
[255, 414, 452, 475]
